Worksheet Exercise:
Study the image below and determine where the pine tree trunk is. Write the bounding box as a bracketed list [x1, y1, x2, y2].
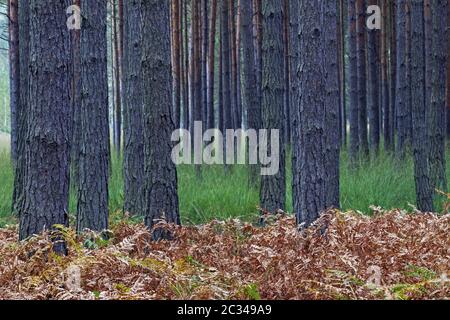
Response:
[260, 0, 285, 214]
[389, 0, 397, 151]
[172, 0, 182, 129]
[207, 0, 218, 130]
[411, 0, 433, 212]
[283, 0, 290, 146]
[240, 0, 260, 186]
[142, 0, 181, 239]
[368, 0, 380, 154]
[77, 0, 110, 233]
[201, 0, 208, 130]
[183, 0, 190, 130]
[381, 0, 391, 151]
[113, 0, 122, 156]
[123, 0, 145, 216]
[348, 0, 359, 165]
[12, 0, 29, 216]
[19, 0, 72, 254]
[337, 0, 347, 147]
[294, 0, 339, 227]
[8, 0, 19, 163]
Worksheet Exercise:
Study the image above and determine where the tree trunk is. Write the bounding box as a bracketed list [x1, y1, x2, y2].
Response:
[207, 0, 218, 130]
[113, 0, 122, 156]
[229, 0, 239, 129]
[411, 0, 433, 212]
[356, 0, 368, 157]
[201, 0, 208, 130]
[19, 0, 72, 254]
[8, 0, 19, 163]
[123, 0, 145, 216]
[337, 0, 347, 147]
[294, 0, 339, 227]
[240, 0, 260, 186]
[348, 0, 359, 165]
[381, 0, 391, 151]
[142, 0, 181, 239]
[12, 0, 29, 216]
[172, 0, 182, 129]
[260, 0, 285, 214]
[368, 0, 380, 154]
[77, 0, 109, 233]
[283, 0, 290, 146]
[389, 0, 396, 152]
[183, 0, 190, 130]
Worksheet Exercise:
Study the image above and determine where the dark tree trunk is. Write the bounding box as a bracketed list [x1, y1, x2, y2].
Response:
[381, 0, 391, 151]
[411, 0, 433, 212]
[194, 0, 202, 178]
[229, 0, 239, 129]
[368, 0, 380, 154]
[260, 0, 285, 213]
[427, 0, 448, 193]
[221, 0, 233, 166]
[395, 0, 409, 158]
[172, 0, 182, 129]
[12, 0, 29, 216]
[389, 0, 396, 152]
[337, 0, 347, 147]
[141, 0, 181, 238]
[113, 1, 122, 156]
[207, 0, 218, 130]
[19, 0, 72, 253]
[123, 0, 145, 216]
[356, 0, 368, 157]
[77, 0, 109, 233]
[201, 0, 208, 129]
[240, 0, 260, 186]
[218, 19, 224, 134]
[283, 0, 290, 146]
[183, 0, 190, 130]
[8, 0, 19, 163]
[348, 0, 359, 165]
[294, 0, 339, 227]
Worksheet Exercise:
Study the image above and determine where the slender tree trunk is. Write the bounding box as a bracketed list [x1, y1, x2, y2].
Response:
[19, 0, 72, 254]
[172, 0, 181, 129]
[253, 0, 263, 115]
[141, 0, 181, 239]
[207, 0, 218, 130]
[356, 0, 368, 157]
[194, 0, 202, 178]
[260, 0, 285, 214]
[12, 0, 29, 216]
[113, 0, 122, 156]
[123, 0, 145, 216]
[201, 0, 208, 130]
[389, 0, 397, 152]
[283, 0, 290, 146]
[8, 0, 19, 163]
[337, 0, 347, 147]
[294, 0, 339, 227]
[411, 0, 433, 212]
[218, 19, 224, 134]
[368, 0, 380, 154]
[183, 0, 190, 130]
[348, 0, 359, 165]
[77, 0, 109, 233]
[241, 0, 260, 186]
[381, 0, 391, 151]
[229, 0, 239, 129]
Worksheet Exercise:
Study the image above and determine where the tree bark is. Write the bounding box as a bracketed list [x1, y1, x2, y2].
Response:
[172, 0, 182, 129]
[19, 0, 72, 254]
[411, 0, 433, 212]
[142, 0, 181, 238]
[113, 0, 122, 156]
[207, 0, 218, 130]
[368, 0, 380, 154]
[77, 0, 110, 233]
[123, 0, 145, 216]
[294, 0, 339, 227]
[381, 0, 391, 151]
[348, 0, 359, 165]
[260, 0, 286, 214]
[8, 0, 19, 163]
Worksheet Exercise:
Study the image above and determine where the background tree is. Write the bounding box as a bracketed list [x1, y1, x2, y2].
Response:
[7, 0, 17, 163]
[348, 0, 359, 165]
[141, 0, 180, 238]
[260, 0, 285, 214]
[19, 0, 72, 254]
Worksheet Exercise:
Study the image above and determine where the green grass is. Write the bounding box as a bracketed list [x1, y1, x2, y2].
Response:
[1, 141, 449, 227]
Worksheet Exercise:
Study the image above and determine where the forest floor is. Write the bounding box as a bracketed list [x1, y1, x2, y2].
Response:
[0, 209, 448, 300]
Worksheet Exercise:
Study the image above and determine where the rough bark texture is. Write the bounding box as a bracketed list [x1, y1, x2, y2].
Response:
[240, 0, 260, 186]
[19, 0, 72, 253]
[260, 0, 285, 213]
[113, 0, 122, 156]
[427, 0, 448, 192]
[348, 0, 359, 165]
[411, 0, 433, 212]
[141, 0, 181, 237]
[294, 0, 339, 227]
[77, 0, 110, 233]
[12, 0, 29, 216]
[368, 0, 380, 154]
[356, 0, 368, 157]
[123, 0, 145, 216]
[8, 0, 19, 163]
